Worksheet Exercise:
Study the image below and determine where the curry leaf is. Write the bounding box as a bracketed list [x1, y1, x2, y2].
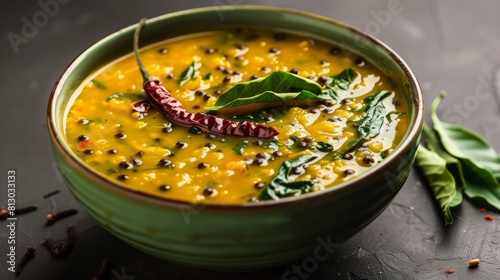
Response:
[259, 155, 319, 200]
[430, 92, 500, 210]
[415, 145, 457, 225]
[92, 79, 107, 90]
[179, 61, 199, 86]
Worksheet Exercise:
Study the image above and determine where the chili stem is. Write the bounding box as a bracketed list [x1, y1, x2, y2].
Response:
[133, 18, 152, 81]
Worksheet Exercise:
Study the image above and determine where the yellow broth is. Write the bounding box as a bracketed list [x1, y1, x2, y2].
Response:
[65, 29, 409, 204]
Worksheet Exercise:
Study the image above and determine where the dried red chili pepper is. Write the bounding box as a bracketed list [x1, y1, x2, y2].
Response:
[132, 18, 279, 139]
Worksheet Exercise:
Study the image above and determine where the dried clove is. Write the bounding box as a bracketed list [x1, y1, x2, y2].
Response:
[0, 207, 8, 220]
[15, 205, 38, 215]
[15, 246, 35, 276]
[41, 238, 57, 258]
[91, 258, 111, 280]
[59, 224, 76, 255]
[1, 205, 37, 220]
[45, 208, 78, 226]
[41, 224, 76, 258]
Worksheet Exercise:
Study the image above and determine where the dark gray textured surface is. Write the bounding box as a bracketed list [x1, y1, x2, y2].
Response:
[1, 1, 499, 279]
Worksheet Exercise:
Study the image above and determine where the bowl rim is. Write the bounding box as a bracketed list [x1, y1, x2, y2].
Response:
[47, 5, 423, 210]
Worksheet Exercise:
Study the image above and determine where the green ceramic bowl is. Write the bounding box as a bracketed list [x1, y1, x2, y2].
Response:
[47, 6, 423, 271]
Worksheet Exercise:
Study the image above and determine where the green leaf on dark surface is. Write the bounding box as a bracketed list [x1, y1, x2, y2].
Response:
[259, 155, 319, 200]
[442, 124, 500, 181]
[178, 61, 199, 86]
[430, 92, 500, 210]
[462, 161, 500, 210]
[92, 79, 107, 90]
[415, 145, 457, 225]
[422, 124, 463, 207]
[105, 92, 146, 102]
[431, 93, 500, 180]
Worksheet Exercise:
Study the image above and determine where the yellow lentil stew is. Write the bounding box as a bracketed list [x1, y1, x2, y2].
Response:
[65, 29, 409, 204]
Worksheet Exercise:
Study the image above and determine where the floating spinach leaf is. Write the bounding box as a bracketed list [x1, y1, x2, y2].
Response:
[179, 61, 199, 86]
[106, 92, 146, 102]
[332, 67, 356, 90]
[316, 142, 334, 152]
[358, 91, 390, 138]
[233, 141, 248, 155]
[206, 68, 358, 113]
[430, 92, 500, 210]
[210, 71, 325, 104]
[206, 90, 328, 113]
[259, 155, 318, 200]
[206, 71, 330, 113]
[335, 90, 391, 157]
[322, 67, 357, 99]
[415, 145, 457, 225]
[203, 73, 212, 80]
[92, 79, 107, 90]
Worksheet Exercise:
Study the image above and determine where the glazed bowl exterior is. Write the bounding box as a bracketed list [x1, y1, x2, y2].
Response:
[47, 6, 423, 271]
